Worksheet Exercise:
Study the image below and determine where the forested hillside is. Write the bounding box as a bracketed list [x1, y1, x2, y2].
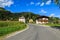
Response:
[0, 7, 40, 22]
[0, 7, 60, 23]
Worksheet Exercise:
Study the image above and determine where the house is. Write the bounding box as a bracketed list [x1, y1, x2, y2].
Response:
[36, 16, 49, 24]
[29, 19, 34, 23]
[19, 16, 25, 23]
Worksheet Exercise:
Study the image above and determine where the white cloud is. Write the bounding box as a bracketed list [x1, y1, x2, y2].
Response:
[30, 2, 34, 5]
[49, 14, 55, 17]
[35, 2, 40, 6]
[50, 14, 60, 18]
[0, 0, 4, 2]
[40, 2, 44, 6]
[0, 0, 14, 7]
[40, 9, 47, 13]
[46, 0, 51, 5]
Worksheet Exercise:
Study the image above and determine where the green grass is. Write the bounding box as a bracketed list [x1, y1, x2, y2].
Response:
[45, 23, 60, 28]
[46, 23, 60, 26]
[0, 21, 27, 36]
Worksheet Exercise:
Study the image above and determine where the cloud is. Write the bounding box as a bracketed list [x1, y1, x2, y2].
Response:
[0, 0, 14, 7]
[49, 14, 55, 17]
[35, 2, 40, 6]
[30, 2, 34, 5]
[40, 0, 51, 6]
[40, 9, 47, 13]
[40, 2, 44, 6]
[50, 14, 60, 18]
[46, 0, 51, 5]
[26, 2, 35, 6]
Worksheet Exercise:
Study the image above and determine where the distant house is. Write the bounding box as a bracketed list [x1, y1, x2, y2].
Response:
[29, 19, 34, 23]
[36, 16, 49, 24]
[19, 16, 25, 23]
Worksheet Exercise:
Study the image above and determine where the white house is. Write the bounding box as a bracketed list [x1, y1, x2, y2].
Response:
[36, 16, 49, 24]
[19, 16, 25, 23]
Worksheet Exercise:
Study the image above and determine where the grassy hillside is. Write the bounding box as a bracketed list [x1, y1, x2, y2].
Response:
[0, 21, 27, 36]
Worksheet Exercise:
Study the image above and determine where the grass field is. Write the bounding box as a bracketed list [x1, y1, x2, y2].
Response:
[0, 21, 27, 37]
[45, 23, 60, 29]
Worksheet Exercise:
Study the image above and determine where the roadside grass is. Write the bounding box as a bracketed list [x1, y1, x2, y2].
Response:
[45, 23, 60, 29]
[0, 21, 27, 37]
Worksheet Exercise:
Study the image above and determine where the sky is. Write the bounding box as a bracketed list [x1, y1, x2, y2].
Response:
[0, 0, 60, 18]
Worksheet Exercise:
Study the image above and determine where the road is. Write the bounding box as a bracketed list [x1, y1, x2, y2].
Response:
[5, 24, 60, 40]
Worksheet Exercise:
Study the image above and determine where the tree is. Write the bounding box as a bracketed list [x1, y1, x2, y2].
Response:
[54, 0, 60, 7]
[0, 7, 14, 20]
[0, 7, 40, 22]
[49, 17, 60, 24]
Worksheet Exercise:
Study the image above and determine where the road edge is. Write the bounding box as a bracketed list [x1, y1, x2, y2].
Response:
[5, 25, 29, 39]
[37, 24, 60, 39]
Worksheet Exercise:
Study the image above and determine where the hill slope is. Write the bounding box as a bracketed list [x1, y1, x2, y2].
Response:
[0, 8, 40, 21]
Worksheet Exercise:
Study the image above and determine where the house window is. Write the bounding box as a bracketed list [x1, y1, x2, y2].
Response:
[42, 18, 45, 20]
[46, 18, 48, 20]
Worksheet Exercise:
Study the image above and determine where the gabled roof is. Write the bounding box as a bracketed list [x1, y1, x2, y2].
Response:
[36, 16, 49, 19]
[19, 16, 25, 19]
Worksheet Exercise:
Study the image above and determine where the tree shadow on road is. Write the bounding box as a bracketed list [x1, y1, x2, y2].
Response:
[51, 26, 60, 30]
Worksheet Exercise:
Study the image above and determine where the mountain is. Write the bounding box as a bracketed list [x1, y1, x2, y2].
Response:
[0, 7, 14, 20]
[0, 7, 60, 23]
[14, 12, 40, 22]
[0, 8, 40, 21]
[0, 7, 5, 11]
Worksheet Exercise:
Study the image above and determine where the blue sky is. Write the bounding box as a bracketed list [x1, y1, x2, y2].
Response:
[0, 0, 60, 18]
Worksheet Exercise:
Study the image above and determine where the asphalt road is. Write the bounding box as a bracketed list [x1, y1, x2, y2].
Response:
[5, 24, 60, 40]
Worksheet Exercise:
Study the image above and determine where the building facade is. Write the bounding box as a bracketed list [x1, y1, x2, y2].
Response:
[29, 19, 34, 23]
[19, 16, 25, 23]
[36, 16, 49, 24]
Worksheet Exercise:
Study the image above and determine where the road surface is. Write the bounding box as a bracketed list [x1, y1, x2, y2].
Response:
[5, 24, 60, 40]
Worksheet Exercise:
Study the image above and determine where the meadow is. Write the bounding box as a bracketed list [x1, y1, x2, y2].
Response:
[0, 21, 27, 36]
[45, 23, 60, 29]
